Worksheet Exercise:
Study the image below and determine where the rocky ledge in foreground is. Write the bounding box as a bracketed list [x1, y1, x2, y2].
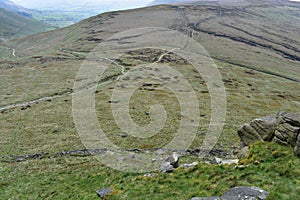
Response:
[238, 111, 300, 156]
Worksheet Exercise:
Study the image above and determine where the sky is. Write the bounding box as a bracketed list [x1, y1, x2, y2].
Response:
[10, 0, 300, 10]
[10, 0, 154, 10]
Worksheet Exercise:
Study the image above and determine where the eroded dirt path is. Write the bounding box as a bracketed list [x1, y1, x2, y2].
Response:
[0, 45, 16, 57]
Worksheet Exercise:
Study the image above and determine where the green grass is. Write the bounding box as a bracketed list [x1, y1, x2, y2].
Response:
[111, 143, 300, 200]
[1, 52, 299, 156]
[1, 142, 299, 199]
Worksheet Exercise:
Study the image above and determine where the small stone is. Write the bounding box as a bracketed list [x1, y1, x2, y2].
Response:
[191, 197, 220, 200]
[144, 173, 157, 177]
[180, 161, 198, 168]
[119, 132, 128, 138]
[221, 159, 239, 165]
[159, 162, 174, 173]
[164, 152, 180, 168]
[52, 129, 59, 133]
[96, 188, 113, 199]
[211, 157, 222, 164]
[295, 134, 300, 157]
[237, 146, 249, 159]
[236, 165, 247, 170]
[155, 149, 165, 155]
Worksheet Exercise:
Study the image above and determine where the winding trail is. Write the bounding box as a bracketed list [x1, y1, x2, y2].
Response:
[0, 49, 180, 112]
[11, 48, 16, 57]
[0, 45, 16, 57]
[0, 95, 66, 112]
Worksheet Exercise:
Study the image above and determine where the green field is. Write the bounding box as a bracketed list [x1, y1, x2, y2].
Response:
[31, 9, 104, 28]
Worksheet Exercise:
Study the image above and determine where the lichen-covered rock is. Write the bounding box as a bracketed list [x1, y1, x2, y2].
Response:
[238, 114, 278, 145]
[222, 186, 268, 200]
[238, 112, 300, 157]
[191, 186, 268, 200]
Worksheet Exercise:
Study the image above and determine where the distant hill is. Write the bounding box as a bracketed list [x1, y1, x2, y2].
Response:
[149, 0, 299, 6]
[0, 7, 53, 41]
[0, 0, 88, 29]
[5, 0, 300, 80]
[0, 0, 32, 17]
[149, 0, 185, 5]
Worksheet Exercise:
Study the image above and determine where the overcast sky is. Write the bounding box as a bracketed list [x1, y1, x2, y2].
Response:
[11, 0, 154, 10]
[10, 0, 300, 10]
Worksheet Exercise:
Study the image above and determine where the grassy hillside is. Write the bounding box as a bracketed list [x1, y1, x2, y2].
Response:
[1, 0, 300, 199]
[1, 142, 299, 199]
[0, 0, 101, 28]
[0, 7, 53, 41]
[0, 0, 32, 17]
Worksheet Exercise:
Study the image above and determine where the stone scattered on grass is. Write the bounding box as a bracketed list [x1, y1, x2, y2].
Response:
[192, 186, 268, 200]
[159, 152, 180, 173]
[180, 161, 199, 168]
[210, 157, 239, 165]
[96, 187, 113, 199]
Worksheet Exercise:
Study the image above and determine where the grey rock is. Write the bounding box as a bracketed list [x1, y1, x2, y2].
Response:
[155, 149, 165, 155]
[275, 122, 299, 146]
[119, 132, 128, 138]
[96, 187, 113, 199]
[158, 152, 180, 173]
[222, 186, 268, 200]
[238, 112, 300, 157]
[221, 159, 239, 165]
[192, 186, 268, 200]
[52, 128, 59, 133]
[211, 157, 239, 165]
[211, 157, 222, 164]
[159, 162, 175, 173]
[295, 133, 300, 157]
[165, 152, 180, 168]
[281, 113, 300, 127]
[180, 161, 198, 168]
[238, 124, 263, 145]
[144, 173, 157, 177]
[237, 146, 249, 159]
[238, 114, 278, 145]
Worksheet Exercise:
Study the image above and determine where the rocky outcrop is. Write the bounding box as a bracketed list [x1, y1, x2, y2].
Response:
[191, 186, 268, 200]
[238, 112, 300, 156]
